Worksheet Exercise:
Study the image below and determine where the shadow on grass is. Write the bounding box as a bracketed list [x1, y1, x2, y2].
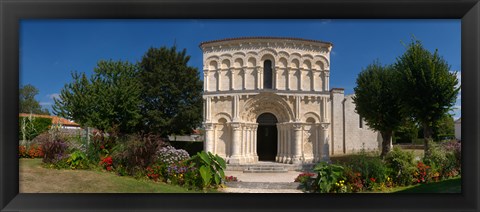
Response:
[394, 177, 461, 193]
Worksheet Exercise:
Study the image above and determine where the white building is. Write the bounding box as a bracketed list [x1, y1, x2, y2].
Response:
[200, 37, 381, 165]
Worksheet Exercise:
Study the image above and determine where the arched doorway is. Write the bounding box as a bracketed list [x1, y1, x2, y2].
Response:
[256, 113, 278, 161]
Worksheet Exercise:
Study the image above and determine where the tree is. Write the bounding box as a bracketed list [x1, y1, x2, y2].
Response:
[53, 60, 142, 136]
[138, 46, 203, 137]
[395, 39, 459, 157]
[417, 113, 455, 141]
[353, 61, 404, 158]
[19, 84, 50, 115]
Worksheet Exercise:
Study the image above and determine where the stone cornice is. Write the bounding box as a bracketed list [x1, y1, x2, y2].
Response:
[201, 38, 332, 55]
[200, 37, 332, 48]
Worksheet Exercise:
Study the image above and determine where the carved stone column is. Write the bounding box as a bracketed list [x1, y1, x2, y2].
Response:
[230, 69, 235, 90]
[204, 123, 215, 153]
[291, 123, 303, 164]
[252, 124, 258, 162]
[286, 67, 291, 90]
[216, 70, 221, 91]
[229, 123, 243, 164]
[299, 68, 303, 91]
[203, 71, 208, 91]
[325, 71, 330, 91]
[320, 123, 330, 162]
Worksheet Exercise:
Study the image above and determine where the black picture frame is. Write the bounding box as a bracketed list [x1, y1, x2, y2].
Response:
[1, 0, 479, 211]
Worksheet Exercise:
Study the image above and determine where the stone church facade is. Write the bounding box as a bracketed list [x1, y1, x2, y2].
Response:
[200, 37, 381, 165]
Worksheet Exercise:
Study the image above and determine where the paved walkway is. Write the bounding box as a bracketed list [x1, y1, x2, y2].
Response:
[220, 170, 305, 193]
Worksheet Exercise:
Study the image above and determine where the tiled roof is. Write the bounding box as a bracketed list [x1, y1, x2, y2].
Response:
[199, 36, 333, 47]
[19, 113, 81, 127]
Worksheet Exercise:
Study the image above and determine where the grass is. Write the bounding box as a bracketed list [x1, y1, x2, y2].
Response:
[394, 177, 461, 193]
[20, 158, 215, 193]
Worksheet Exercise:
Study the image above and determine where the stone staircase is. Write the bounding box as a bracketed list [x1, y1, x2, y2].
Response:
[226, 161, 315, 173]
[224, 181, 301, 189]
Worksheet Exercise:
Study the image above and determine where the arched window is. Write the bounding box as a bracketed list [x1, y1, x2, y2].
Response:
[263, 60, 273, 89]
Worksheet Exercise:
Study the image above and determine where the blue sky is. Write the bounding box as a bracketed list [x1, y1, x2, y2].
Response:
[20, 19, 461, 119]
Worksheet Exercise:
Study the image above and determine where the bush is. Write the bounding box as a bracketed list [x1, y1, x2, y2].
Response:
[66, 150, 89, 169]
[343, 151, 389, 187]
[86, 132, 116, 163]
[313, 162, 345, 193]
[155, 145, 190, 165]
[424, 142, 461, 180]
[185, 151, 226, 189]
[19, 116, 52, 141]
[37, 131, 69, 164]
[384, 147, 417, 186]
[111, 133, 166, 176]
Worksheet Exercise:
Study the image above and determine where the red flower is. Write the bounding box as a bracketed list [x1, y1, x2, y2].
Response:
[370, 177, 376, 183]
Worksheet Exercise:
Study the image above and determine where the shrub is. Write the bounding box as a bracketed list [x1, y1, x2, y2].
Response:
[186, 151, 226, 189]
[18, 144, 44, 158]
[86, 132, 116, 163]
[344, 151, 389, 187]
[37, 131, 69, 164]
[424, 142, 461, 180]
[111, 133, 166, 175]
[155, 145, 190, 165]
[313, 162, 345, 193]
[66, 150, 89, 169]
[343, 166, 364, 192]
[384, 147, 417, 186]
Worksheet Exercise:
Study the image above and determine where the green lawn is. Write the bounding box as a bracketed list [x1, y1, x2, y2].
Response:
[20, 158, 215, 193]
[394, 177, 461, 193]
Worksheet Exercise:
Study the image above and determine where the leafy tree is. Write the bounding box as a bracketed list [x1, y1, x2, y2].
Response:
[138, 46, 203, 137]
[418, 113, 455, 141]
[433, 114, 455, 140]
[353, 61, 404, 158]
[395, 39, 459, 157]
[53, 60, 142, 135]
[393, 117, 420, 144]
[19, 84, 50, 115]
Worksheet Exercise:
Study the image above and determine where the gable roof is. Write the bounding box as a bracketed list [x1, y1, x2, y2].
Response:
[19, 113, 81, 127]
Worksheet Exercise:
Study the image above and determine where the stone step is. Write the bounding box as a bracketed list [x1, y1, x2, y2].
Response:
[225, 181, 301, 189]
[226, 162, 315, 171]
[243, 169, 288, 173]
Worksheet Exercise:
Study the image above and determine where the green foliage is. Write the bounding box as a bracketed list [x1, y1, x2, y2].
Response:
[111, 134, 166, 175]
[353, 61, 403, 157]
[344, 150, 389, 185]
[433, 114, 455, 141]
[187, 151, 226, 189]
[393, 118, 420, 143]
[313, 162, 345, 193]
[384, 147, 417, 186]
[138, 46, 203, 137]
[395, 38, 459, 155]
[19, 84, 50, 115]
[19, 115, 52, 141]
[66, 150, 89, 169]
[53, 60, 142, 135]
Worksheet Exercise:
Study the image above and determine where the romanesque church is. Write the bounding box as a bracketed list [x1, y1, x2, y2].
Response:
[200, 37, 381, 164]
